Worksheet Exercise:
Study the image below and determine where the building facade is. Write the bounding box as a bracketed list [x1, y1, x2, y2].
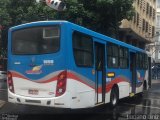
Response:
[119, 0, 156, 50]
[0, 26, 2, 52]
[154, 0, 160, 63]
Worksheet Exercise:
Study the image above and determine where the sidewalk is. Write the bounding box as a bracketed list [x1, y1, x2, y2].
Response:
[0, 100, 5, 108]
[152, 79, 160, 84]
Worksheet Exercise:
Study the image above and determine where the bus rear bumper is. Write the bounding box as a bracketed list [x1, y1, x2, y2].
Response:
[8, 90, 71, 108]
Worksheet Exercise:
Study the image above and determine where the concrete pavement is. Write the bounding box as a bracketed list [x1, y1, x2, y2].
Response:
[0, 80, 160, 120]
[0, 100, 5, 108]
[152, 79, 160, 83]
[0, 89, 7, 109]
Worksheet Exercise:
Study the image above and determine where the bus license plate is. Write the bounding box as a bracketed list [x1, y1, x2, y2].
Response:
[28, 89, 39, 95]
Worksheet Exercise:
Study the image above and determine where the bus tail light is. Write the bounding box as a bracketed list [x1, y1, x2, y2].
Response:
[7, 71, 14, 93]
[56, 71, 67, 97]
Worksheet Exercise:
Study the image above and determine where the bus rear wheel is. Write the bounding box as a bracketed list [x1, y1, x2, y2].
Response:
[110, 88, 118, 108]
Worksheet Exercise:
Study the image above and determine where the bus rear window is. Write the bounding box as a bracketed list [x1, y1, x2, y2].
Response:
[12, 26, 60, 55]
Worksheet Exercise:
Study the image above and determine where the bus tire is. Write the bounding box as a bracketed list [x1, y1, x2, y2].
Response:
[110, 87, 118, 108]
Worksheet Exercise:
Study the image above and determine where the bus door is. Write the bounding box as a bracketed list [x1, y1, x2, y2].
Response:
[130, 52, 136, 94]
[94, 42, 106, 104]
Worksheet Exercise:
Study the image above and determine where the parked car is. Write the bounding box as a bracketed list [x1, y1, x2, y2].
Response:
[0, 70, 7, 80]
[0, 70, 7, 89]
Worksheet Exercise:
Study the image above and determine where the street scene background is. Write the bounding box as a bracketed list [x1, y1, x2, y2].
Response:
[0, 0, 160, 120]
[0, 79, 160, 120]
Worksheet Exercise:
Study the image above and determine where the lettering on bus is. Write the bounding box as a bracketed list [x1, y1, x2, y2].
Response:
[43, 60, 54, 66]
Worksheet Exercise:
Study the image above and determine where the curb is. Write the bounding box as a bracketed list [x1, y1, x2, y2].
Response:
[152, 80, 160, 84]
[0, 100, 5, 108]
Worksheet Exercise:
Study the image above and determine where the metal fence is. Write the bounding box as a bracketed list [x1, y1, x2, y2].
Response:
[152, 66, 160, 79]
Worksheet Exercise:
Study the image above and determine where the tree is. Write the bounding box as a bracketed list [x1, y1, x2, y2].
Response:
[0, 0, 11, 27]
[0, 0, 11, 58]
[0, 0, 56, 57]
[0, 0, 134, 55]
[7, 0, 57, 26]
[1, 0, 134, 36]
[62, 0, 134, 38]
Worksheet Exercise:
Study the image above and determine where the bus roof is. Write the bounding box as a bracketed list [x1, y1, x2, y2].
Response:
[10, 20, 146, 53]
[67, 21, 146, 53]
[10, 20, 68, 30]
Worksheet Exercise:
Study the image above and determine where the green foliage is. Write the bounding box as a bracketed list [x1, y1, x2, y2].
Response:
[0, 0, 134, 35]
[0, 0, 57, 55]
[0, 0, 134, 54]
[0, 0, 11, 26]
[7, 0, 56, 26]
[75, 0, 134, 37]
[58, 0, 134, 37]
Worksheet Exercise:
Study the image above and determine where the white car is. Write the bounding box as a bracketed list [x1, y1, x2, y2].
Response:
[0, 71, 7, 80]
[0, 70, 7, 89]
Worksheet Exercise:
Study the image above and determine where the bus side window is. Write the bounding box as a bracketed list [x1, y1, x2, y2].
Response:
[73, 31, 93, 67]
[107, 43, 119, 68]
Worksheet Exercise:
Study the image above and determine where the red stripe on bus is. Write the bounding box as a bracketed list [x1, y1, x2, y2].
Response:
[10, 71, 129, 93]
[11, 72, 28, 80]
[67, 72, 95, 89]
[11, 71, 58, 83]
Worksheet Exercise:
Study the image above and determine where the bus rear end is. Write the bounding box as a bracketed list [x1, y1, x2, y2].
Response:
[7, 21, 70, 108]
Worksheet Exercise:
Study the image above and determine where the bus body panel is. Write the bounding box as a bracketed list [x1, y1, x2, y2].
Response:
[8, 22, 68, 98]
[8, 21, 150, 109]
[8, 76, 95, 108]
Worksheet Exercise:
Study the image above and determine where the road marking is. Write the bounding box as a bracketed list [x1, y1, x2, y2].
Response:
[122, 103, 160, 110]
[143, 98, 160, 101]
[0, 89, 7, 91]
[152, 80, 160, 83]
[0, 100, 5, 108]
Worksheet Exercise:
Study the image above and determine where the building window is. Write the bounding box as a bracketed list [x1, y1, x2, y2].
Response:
[149, 24, 152, 34]
[142, 0, 146, 11]
[146, 3, 149, 15]
[157, 32, 160, 42]
[140, 0, 143, 9]
[157, 0, 160, 8]
[145, 22, 148, 32]
[138, 17, 142, 28]
[137, 0, 140, 5]
[157, 15, 160, 28]
[107, 43, 119, 68]
[142, 19, 145, 31]
[149, 6, 152, 17]
[153, 9, 155, 20]
[136, 13, 139, 26]
[73, 31, 93, 67]
[158, 50, 160, 59]
[133, 13, 136, 23]
[152, 26, 155, 37]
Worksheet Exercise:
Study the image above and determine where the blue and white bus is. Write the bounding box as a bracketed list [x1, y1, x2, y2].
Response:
[7, 21, 151, 109]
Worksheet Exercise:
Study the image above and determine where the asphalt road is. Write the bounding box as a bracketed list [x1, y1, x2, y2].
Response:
[0, 80, 160, 120]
